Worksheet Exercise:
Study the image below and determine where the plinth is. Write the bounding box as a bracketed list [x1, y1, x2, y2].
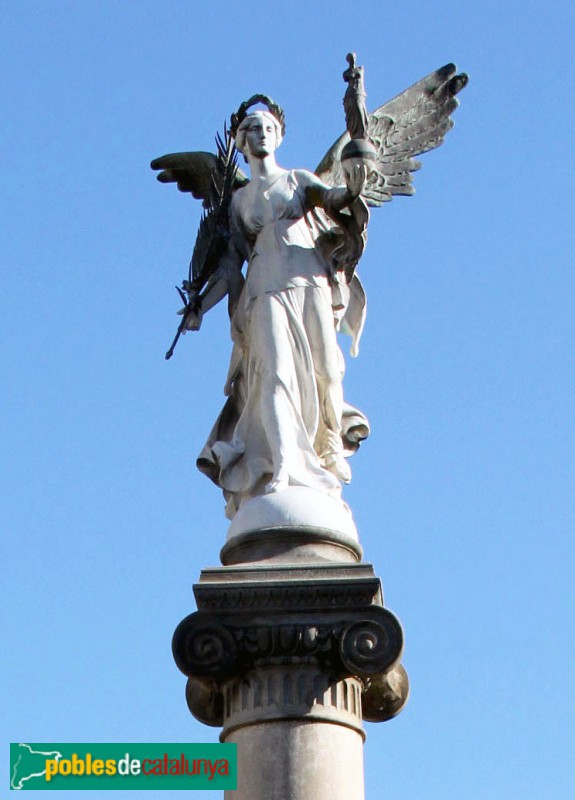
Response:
[173, 491, 408, 799]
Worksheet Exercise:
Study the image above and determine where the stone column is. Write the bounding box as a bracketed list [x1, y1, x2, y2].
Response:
[173, 519, 408, 800]
[222, 667, 365, 799]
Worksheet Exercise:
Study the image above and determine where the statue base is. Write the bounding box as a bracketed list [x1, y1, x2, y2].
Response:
[224, 487, 360, 565]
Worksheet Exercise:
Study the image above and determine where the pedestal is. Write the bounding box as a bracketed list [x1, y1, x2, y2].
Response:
[173, 525, 408, 799]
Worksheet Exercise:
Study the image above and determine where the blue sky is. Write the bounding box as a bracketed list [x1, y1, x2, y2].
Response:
[2, 1, 574, 798]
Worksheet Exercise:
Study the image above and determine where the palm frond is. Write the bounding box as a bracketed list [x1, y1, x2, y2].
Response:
[188, 125, 240, 287]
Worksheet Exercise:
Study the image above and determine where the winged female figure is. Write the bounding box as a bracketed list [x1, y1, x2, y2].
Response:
[151, 60, 467, 523]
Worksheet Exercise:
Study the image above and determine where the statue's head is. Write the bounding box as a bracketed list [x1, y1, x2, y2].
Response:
[235, 111, 283, 159]
[230, 94, 285, 160]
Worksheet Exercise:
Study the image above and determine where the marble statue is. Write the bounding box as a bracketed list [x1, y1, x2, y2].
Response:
[152, 57, 467, 530]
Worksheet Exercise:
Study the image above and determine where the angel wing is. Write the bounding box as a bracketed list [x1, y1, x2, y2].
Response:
[150, 150, 248, 205]
[316, 63, 468, 207]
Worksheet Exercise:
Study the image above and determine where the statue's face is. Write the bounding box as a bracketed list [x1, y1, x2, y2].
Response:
[244, 114, 277, 158]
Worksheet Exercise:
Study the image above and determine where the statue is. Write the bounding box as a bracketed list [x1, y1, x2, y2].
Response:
[151, 58, 467, 531]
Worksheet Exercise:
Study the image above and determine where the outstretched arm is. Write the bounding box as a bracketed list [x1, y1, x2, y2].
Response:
[303, 164, 367, 214]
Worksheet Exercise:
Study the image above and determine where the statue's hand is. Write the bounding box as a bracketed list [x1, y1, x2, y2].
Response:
[345, 160, 368, 201]
[178, 305, 203, 332]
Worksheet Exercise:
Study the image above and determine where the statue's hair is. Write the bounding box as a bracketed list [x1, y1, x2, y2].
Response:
[230, 94, 285, 135]
[235, 111, 283, 157]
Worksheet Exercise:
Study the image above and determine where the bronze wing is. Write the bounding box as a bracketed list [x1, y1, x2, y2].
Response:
[315, 63, 468, 206]
[150, 150, 248, 206]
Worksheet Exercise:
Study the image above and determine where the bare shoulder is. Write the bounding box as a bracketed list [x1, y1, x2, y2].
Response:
[232, 183, 249, 205]
[230, 186, 249, 223]
[291, 168, 322, 186]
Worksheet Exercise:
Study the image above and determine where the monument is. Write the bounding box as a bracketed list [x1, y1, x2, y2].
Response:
[152, 55, 467, 799]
